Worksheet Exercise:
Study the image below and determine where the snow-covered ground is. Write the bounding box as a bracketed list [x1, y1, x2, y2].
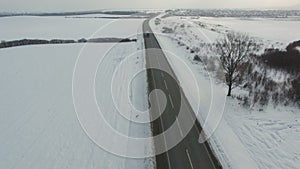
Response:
[68, 13, 148, 18]
[192, 16, 300, 45]
[150, 15, 300, 169]
[155, 15, 300, 50]
[68, 13, 137, 18]
[0, 16, 153, 169]
[0, 16, 144, 40]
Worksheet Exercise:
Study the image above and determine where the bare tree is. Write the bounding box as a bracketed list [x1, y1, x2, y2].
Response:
[215, 32, 259, 96]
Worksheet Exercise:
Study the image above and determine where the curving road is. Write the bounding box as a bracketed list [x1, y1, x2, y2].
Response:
[143, 19, 222, 169]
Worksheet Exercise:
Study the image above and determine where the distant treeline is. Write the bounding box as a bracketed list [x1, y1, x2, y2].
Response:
[0, 38, 137, 49]
[167, 9, 300, 18]
[0, 11, 141, 17]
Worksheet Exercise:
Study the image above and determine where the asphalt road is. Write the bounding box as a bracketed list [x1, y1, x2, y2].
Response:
[143, 19, 222, 169]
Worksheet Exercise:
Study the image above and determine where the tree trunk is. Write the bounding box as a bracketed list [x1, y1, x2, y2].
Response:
[227, 83, 232, 96]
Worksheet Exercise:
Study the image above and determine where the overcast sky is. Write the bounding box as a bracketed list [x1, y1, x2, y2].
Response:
[0, 0, 299, 12]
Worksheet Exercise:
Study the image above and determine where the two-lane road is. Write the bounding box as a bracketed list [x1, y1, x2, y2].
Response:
[143, 19, 222, 169]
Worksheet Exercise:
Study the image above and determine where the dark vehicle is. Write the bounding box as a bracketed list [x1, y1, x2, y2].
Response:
[144, 31, 150, 38]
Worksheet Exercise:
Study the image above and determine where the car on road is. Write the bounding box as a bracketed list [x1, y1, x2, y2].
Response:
[144, 31, 150, 38]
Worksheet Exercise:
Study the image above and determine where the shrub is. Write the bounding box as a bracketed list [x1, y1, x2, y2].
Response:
[194, 55, 201, 62]
[261, 40, 300, 73]
[292, 78, 300, 101]
[259, 90, 269, 106]
[162, 27, 174, 33]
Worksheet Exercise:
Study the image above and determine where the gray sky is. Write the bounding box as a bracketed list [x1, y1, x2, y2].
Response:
[0, 0, 299, 12]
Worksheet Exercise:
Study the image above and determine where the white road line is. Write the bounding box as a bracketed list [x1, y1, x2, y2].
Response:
[156, 56, 162, 68]
[161, 72, 164, 77]
[159, 116, 172, 169]
[164, 80, 168, 90]
[183, 100, 217, 169]
[202, 139, 217, 169]
[185, 149, 194, 169]
[184, 100, 201, 134]
[152, 71, 172, 169]
[176, 118, 184, 137]
[147, 29, 217, 169]
[168, 94, 174, 109]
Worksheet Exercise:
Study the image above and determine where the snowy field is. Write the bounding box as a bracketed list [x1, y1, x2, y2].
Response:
[192, 16, 300, 45]
[0, 16, 153, 169]
[155, 15, 300, 49]
[2, 12, 300, 169]
[69, 13, 137, 18]
[150, 15, 300, 169]
[68, 13, 148, 18]
[0, 16, 144, 40]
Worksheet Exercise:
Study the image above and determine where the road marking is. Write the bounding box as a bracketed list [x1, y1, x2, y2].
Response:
[152, 71, 172, 169]
[157, 56, 162, 68]
[159, 116, 172, 169]
[176, 118, 184, 137]
[183, 101, 217, 169]
[168, 94, 174, 108]
[183, 100, 201, 134]
[164, 80, 168, 90]
[161, 72, 165, 77]
[145, 26, 217, 169]
[202, 138, 217, 169]
[185, 149, 194, 169]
